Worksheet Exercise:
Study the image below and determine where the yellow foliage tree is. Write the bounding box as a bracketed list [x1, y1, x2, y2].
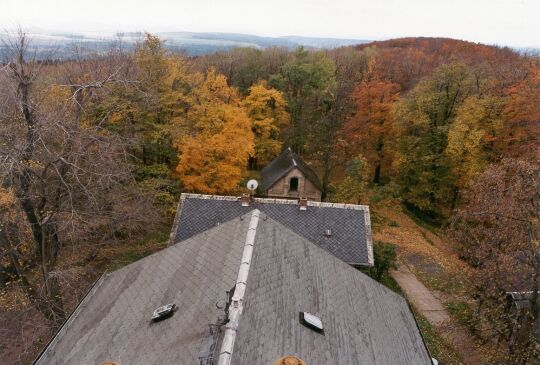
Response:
[446, 95, 505, 189]
[134, 32, 169, 91]
[102, 33, 194, 165]
[243, 82, 289, 168]
[176, 70, 254, 193]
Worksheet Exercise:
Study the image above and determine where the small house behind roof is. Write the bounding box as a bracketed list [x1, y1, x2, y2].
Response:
[261, 147, 322, 201]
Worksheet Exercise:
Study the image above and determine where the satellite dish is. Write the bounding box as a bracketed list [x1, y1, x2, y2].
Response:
[247, 179, 258, 191]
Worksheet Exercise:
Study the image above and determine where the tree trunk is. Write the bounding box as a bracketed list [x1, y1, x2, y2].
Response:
[321, 145, 333, 202]
[40, 222, 66, 324]
[373, 163, 381, 185]
[374, 137, 384, 185]
[1, 227, 65, 325]
[451, 186, 460, 210]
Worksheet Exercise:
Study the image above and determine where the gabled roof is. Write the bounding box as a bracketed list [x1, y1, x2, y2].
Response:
[35, 212, 431, 365]
[261, 147, 322, 191]
[171, 193, 374, 266]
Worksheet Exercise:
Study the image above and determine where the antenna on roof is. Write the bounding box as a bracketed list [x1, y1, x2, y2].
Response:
[240, 179, 258, 207]
[247, 179, 258, 192]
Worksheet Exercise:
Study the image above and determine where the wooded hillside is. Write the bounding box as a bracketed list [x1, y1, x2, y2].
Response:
[0, 32, 538, 364]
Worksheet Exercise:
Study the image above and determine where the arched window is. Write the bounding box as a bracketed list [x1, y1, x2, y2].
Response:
[289, 177, 299, 191]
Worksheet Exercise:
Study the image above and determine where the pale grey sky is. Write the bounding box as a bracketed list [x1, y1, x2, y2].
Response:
[2, 0, 539, 47]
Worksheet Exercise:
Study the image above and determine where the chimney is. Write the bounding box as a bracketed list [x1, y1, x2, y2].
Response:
[298, 197, 308, 211]
[240, 194, 251, 207]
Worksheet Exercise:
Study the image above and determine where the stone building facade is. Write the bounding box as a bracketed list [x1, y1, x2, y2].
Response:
[261, 147, 322, 201]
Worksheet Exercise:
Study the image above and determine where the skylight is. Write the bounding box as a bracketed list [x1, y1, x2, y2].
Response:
[151, 303, 176, 321]
[300, 312, 324, 334]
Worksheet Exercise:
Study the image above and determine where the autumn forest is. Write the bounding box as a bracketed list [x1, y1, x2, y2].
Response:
[1, 32, 539, 364]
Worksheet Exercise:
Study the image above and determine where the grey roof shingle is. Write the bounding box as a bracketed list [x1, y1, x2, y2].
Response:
[35, 212, 431, 365]
[235, 216, 432, 365]
[261, 147, 322, 191]
[171, 194, 374, 266]
[35, 217, 251, 365]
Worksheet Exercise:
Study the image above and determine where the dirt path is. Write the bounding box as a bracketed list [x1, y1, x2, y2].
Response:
[391, 265, 449, 325]
[391, 265, 482, 365]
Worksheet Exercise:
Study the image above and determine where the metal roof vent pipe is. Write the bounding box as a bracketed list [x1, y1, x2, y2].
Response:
[298, 197, 308, 211]
[324, 229, 332, 237]
[240, 194, 251, 207]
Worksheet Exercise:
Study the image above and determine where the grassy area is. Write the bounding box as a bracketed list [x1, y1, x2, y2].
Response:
[103, 229, 170, 271]
[413, 269, 466, 296]
[370, 208, 400, 231]
[446, 300, 477, 335]
[402, 203, 441, 234]
[107, 250, 157, 271]
[413, 310, 465, 365]
[379, 272, 403, 294]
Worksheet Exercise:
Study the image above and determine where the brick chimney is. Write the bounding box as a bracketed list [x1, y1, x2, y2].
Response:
[298, 197, 308, 211]
[240, 194, 251, 207]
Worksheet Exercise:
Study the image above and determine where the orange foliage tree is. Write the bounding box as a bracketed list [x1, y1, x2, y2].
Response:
[176, 69, 254, 193]
[503, 64, 540, 158]
[342, 79, 400, 184]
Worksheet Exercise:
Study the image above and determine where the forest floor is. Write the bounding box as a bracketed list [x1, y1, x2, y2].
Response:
[372, 203, 496, 365]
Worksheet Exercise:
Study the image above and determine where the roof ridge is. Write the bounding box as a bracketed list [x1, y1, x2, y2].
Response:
[288, 147, 298, 166]
[217, 209, 260, 365]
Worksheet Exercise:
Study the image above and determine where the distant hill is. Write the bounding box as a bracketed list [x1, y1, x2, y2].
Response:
[356, 37, 539, 59]
[0, 30, 370, 59]
[352, 37, 538, 90]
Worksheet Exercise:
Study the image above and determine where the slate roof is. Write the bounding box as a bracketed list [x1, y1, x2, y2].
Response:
[171, 193, 374, 266]
[35, 215, 251, 365]
[261, 147, 322, 191]
[235, 213, 432, 365]
[35, 212, 432, 365]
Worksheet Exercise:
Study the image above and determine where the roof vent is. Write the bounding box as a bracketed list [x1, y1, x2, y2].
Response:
[152, 303, 176, 321]
[324, 229, 332, 237]
[298, 197, 308, 211]
[299, 312, 324, 334]
[240, 194, 251, 207]
[273, 356, 307, 365]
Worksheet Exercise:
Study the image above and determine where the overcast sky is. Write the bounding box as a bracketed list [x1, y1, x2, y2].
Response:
[2, 0, 539, 47]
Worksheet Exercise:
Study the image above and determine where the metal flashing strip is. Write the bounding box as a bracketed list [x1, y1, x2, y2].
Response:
[363, 207, 374, 266]
[167, 194, 186, 247]
[217, 209, 260, 365]
[179, 193, 370, 211]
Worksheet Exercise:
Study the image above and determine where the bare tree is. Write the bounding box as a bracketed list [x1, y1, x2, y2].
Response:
[449, 158, 540, 363]
[0, 30, 156, 328]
